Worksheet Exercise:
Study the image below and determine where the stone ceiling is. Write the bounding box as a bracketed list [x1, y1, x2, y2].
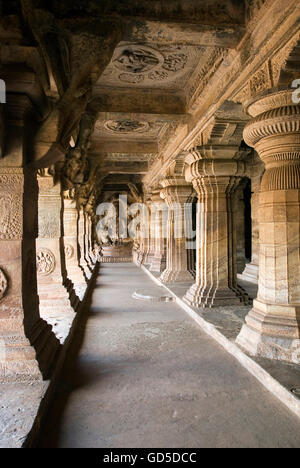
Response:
[0, 0, 299, 209]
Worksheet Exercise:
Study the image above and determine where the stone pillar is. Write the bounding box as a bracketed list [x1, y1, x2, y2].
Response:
[143, 200, 152, 265]
[78, 208, 92, 280]
[184, 149, 247, 307]
[242, 157, 264, 283]
[236, 92, 300, 363]
[159, 178, 194, 283]
[233, 182, 247, 275]
[149, 191, 167, 273]
[36, 175, 75, 344]
[0, 93, 60, 382]
[63, 195, 87, 302]
[87, 216, 96, 265]
[84, 213, 94, 269]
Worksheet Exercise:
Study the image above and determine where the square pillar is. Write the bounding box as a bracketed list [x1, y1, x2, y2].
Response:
[159, 178, 194, 283]
[36, 175, 75, 344]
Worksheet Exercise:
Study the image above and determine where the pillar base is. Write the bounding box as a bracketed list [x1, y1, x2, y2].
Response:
[160, 269, 194, 283]
[184, 283, 244, 308]
[38, 284, 76, 344]
[239, 262, 259, 284]
[150, 255, 166, 273]
[0, 315, 60, 382]
[236, 300, 300, 363]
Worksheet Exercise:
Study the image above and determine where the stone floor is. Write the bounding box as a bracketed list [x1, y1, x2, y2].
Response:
[36, 263, 300, 448]
[0, 382, 48, 448]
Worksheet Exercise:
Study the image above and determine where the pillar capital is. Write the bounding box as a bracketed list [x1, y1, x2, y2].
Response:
[244, 93, 300, 192]
[185, 147, 246, 187]
[160, 177, 193, 206]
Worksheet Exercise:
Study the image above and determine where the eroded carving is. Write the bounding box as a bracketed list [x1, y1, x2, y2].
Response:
[0, 268, 8, 300]
[113, 46, 162, 74]
[65, 244, 74, 259]
[0, 173, 23, 240]
[105, 120, 149, 134]
[36, 249, 56, 276]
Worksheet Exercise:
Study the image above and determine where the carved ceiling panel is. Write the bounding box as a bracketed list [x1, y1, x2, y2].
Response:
[97, 43, 204, 90]
[95, 119, 166, 140]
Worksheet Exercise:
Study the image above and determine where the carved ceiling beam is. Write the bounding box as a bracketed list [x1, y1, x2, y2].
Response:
[90, 139, 158, 154]
[123, 19, 245, 49]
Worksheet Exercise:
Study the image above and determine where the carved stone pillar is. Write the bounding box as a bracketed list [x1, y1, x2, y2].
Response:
[159, 178, 194, 283]
[233, 181, 247, 275]
[242, 157, 264, 283]
[63, 195, 87, 301]
[236, 92, 300, 363]
[0, 95, 59, 382]
[142, 200, 152, 265]
[36, 176, 75, 344]
[78, 209, 92, 280]
[84, 213, 94, 269]
[149, 191, 167, 273]
[184, 149, 247, 307]
[0, 168, 61, 381]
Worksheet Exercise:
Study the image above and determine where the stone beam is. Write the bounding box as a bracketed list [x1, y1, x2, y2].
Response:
[98, 161, 148, 175]
[96, 112, 187, 124]
[123, 19, 245, 49]
[90, 139, 158, 154]
[91, 90, 186, 115]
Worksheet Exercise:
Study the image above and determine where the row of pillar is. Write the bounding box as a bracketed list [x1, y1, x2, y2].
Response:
[0, 166, 96, 382]
[136, 90, 300, 364]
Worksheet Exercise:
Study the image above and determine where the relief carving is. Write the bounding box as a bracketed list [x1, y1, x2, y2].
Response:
[113, 46, 162, 74]
[36, 249, 56, 276]
[0, 268, 8, 300]
[0, 173, 23, 240]
[39, 212, 60, 238]
[65, 244, 74, 259]
[105, 120, 149, 134]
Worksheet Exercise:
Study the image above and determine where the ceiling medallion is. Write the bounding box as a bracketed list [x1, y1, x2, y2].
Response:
[105, 120, 150, 134]
[113, 44, 164, 75]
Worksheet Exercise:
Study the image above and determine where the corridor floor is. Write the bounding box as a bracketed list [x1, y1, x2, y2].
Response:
[38, 264, 300, 448]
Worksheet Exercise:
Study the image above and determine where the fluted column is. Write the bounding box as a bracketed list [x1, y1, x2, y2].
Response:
[236, 91, 300, 363]
[63, 195, 87, 301]
[36, 176, 75, 344]
[184, 150, 247, 307]
[159, 178, 194, 283]
[149, 191, 167, 273]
